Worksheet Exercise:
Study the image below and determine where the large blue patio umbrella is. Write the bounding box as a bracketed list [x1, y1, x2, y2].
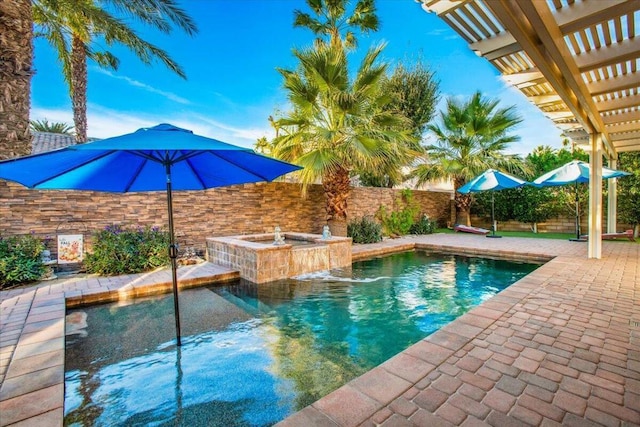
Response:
[533, 160, 630, 240]
[0, 123, 301, 345]
[458, 169, 528, 238]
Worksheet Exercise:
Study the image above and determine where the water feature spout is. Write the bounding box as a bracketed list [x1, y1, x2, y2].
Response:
[321, 225, 331, 240]
[274, 226, 285, 245]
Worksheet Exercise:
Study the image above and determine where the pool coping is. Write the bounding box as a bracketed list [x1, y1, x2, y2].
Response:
[1, 234, 638, 426]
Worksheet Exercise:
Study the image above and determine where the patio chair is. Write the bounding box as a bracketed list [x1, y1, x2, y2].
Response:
[454, 224, 490, 235]
[579, 229, 636, 242]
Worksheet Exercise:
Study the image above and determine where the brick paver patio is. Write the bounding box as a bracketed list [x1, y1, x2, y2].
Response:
[1, 233, 638, 426]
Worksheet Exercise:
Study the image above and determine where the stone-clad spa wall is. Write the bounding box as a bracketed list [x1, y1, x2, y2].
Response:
[0, 180, 453, 254]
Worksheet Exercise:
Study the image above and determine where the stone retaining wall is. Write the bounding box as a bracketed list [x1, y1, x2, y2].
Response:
[0, 180, 453, 256]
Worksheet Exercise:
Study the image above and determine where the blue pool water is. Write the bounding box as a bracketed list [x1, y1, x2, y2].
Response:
[64, 251, 538, 426]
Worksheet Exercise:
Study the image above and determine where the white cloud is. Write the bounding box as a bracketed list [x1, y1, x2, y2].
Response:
[30, 104, 272, 149]
[93, 68, 192, 105]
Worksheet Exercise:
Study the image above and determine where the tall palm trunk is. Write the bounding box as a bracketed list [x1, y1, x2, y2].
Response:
[0, 0, 33, 160]
[454, 176, 472, 225]
[323, 166, 351, 236]
[71, 36, 88, 143]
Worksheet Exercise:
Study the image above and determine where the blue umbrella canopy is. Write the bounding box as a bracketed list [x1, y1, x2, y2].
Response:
[533, 160, 630, 186]
[0, 123, 302, 345]
[458, 169, 527, 194]
[0, 123, 300, 191]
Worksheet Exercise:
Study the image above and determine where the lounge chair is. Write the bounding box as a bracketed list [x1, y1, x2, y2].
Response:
[454, 224, 490, 235]
[580, 229, 636, 242]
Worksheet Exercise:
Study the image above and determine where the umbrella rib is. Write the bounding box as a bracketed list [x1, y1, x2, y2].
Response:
[124, 158, 148, 192]
[29, 150, 115, 188]
[184, 157, 207, 189]
[212, 151, 274, 182]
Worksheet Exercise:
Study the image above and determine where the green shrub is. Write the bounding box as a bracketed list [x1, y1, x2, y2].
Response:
[347, 216, 383, 244]
[84, 225, 170, 275]
[410, 214, 438, 235]
[376, 189, 419, 236]
[0, 234, 46, 288]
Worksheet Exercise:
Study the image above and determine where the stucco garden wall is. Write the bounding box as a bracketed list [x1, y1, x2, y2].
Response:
[0, 180, 453, 256]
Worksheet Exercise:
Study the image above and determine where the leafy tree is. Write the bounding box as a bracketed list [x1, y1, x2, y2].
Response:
[271, 43, 416, 235]
[293, 0, 379, 50]
[30, 119, 74, 135]
[528, 141, 589, 227]
[358, 60, 439, 187]
[270, 0, 417, 236]
[33, 0, 198, 142]
[411, 91, 527, 225]
[254, 136, 272, 155]
[617, 151, 640, 236]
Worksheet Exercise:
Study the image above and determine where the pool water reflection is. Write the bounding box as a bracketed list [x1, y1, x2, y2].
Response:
[64, 251, 538, 426]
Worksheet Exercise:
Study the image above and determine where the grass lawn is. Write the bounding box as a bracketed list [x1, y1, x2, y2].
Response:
[436, 228, 575, 240]
[437, 228, 637, 242]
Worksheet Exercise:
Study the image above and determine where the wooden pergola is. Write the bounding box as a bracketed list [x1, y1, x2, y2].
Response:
[420, 0, 640, 258]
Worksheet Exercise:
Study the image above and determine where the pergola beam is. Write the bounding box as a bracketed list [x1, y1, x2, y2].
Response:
[602, 110, 640, 125]
[576, 39, 638, 72]
[596, 96, 639, 113]
[469, 32, 520, 60]
[502, 69, 545, 87]
[610, 130, 640, 142]
[529, 94, 563, 105]
[587, 72, 640, 97]
[421, 0, 469, 15]
[606, 121, 640, 133]
[556, 0, 637, 35]
[543, 110, 576, 120]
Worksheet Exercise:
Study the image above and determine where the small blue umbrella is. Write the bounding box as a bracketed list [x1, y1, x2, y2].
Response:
[0, 123, 301, 345]
[458, 169, 528, 237]
[533, 160, 630, 240]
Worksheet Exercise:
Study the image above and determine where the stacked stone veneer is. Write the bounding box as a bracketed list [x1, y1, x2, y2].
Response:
[0, 180, 452, 255]
[206, 232, 352, 283]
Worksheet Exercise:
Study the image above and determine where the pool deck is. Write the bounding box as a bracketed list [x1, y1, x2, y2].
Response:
[1, 233, 639, 426]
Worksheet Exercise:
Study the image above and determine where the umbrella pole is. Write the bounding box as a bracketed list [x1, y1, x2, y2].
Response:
[575, 182, 580, 240]
[492, 192, 496, 236]
[165, 162, 182, 346]
[486, 192, 502, 238]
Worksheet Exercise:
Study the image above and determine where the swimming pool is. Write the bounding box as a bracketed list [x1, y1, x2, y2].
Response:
[64, 251, 538, 426]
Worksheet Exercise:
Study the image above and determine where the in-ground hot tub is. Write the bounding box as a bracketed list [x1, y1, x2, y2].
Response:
[206, 232, 352, 283]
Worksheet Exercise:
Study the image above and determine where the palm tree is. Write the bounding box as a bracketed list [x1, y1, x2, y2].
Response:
[271, 43, 417, 236]
[30, 119, 74, 135]
[293, 0, 379, 49]
[0, 0, 33, 160]
[33, 0, 197, 142]
[412, 91, 527, 226]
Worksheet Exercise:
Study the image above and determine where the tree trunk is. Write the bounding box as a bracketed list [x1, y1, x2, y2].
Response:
[453, 176, 473, 226]
[0, 0, 33, 160]
[322, 166, 351, 236]
[71, 36, 88, 143]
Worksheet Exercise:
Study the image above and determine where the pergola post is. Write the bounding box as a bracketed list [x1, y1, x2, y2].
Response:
[607, 158, 618, 234]
[588, 133, 603, 259]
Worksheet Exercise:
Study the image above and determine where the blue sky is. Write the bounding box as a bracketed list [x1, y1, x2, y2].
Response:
[31, 0, 562, 155]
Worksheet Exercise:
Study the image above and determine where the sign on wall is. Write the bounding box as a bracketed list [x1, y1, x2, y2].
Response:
[58, 234, 83, 264]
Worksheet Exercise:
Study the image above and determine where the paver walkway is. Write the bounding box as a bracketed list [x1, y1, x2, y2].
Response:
[1, 233, 638, 426]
